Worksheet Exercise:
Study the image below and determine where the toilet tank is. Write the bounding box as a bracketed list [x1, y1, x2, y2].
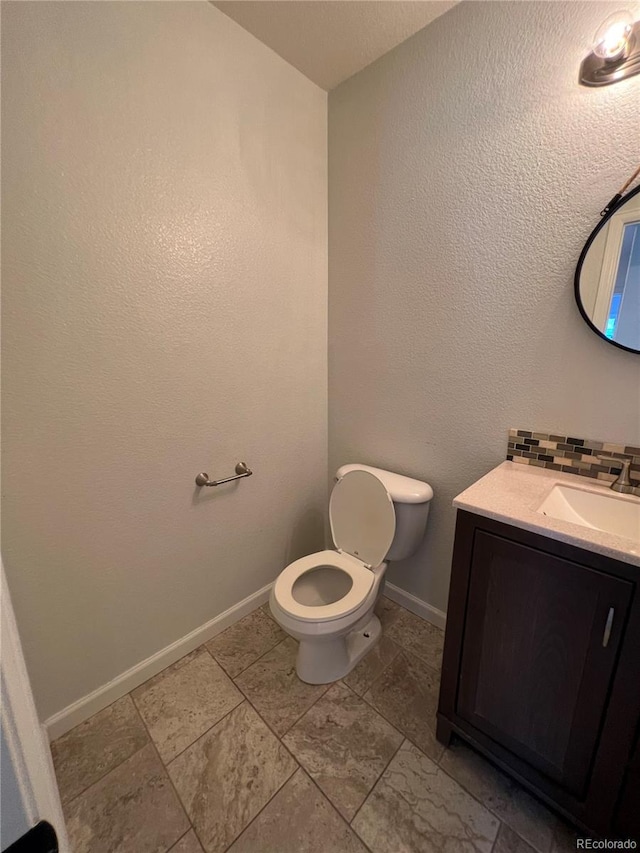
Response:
[335, 464, 433, 561]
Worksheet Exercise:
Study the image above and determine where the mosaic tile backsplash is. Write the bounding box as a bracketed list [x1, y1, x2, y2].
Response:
[507, 429, 640, 483]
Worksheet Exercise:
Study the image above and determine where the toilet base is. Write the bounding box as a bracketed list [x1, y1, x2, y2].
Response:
[296, 614, 382, 684]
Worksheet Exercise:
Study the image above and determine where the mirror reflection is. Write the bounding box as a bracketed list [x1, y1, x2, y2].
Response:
[576, 186, 640, 353]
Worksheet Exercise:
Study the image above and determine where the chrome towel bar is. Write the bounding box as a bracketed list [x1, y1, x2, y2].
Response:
[195, 462, 252, 488]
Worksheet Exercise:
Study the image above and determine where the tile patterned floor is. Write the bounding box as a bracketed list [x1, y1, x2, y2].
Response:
[51, 596, 581, 853]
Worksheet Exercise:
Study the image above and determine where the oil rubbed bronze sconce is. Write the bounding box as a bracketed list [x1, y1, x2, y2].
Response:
[580, 10, 640, 86]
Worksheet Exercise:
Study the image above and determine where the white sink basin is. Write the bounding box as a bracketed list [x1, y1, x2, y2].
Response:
[537, 484, 640, 543]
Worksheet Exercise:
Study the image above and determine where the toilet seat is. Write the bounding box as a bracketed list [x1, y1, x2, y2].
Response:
[273, 550, 375, 623]
[273, 470, 396, 625]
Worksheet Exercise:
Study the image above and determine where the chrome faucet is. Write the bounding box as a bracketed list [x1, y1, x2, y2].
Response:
[597, 455, 640, 497]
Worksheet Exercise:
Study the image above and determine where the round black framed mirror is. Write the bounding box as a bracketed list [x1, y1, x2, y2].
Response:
[575, 184, 640, 354]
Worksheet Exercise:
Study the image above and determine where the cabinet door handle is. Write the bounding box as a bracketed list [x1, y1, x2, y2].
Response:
[602, 607, 615, 648]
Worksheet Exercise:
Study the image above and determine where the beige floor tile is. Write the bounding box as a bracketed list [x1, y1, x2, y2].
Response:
[282, 682, 403, 820]
[439, 740, 565, 853]
[352, 740, 499, 853]
[51, 695, 149, 803]
[234, 637, 329, 735]
[385, 608, 444, 671]
[132, 649, 242, 762]
[227, 769, 369, 853]
[364, 650, 443, 761]
[169, 830, 206, 853]
[206, 608, 285, 678]
[343, 635, 400, 696]
[494, 824, 537, 853]
[63, 743, 189, 853]
[374, 595, 401, 629]
[168, 701, 297, 853]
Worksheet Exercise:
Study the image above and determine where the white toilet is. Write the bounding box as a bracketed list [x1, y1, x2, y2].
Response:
[270, 464, 433, 684]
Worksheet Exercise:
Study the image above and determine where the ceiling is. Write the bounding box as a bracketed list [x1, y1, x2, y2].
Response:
[212, 1, 457, 91]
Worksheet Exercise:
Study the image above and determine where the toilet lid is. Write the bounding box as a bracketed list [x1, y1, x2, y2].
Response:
[329, 470, 396, 567]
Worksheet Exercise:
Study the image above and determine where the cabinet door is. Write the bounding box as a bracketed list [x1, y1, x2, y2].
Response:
[615, 733, 640, 837]
[615, 769, 640, 838]
[457, 531, 632, 797]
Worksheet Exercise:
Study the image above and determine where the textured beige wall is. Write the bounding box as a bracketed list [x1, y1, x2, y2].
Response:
[329, 1, 640, 614]
[2, 1, 327, 720]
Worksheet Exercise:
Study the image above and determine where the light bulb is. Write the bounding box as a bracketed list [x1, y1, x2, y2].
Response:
[593, 11, 634, 61]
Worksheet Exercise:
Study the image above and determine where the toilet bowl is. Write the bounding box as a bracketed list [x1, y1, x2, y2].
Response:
[270, 464, 433, 684]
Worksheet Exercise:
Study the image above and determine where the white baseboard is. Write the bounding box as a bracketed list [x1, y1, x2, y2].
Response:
[45, 579, 445, 740]
[44, 583, 273, 741]
[384, 582, 447, 630]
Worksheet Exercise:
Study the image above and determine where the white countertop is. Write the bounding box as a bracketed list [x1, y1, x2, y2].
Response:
[453, 461, 640, 567]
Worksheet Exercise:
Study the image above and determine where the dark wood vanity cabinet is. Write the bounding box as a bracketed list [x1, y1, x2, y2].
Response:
[615, 731, 640, 837]
[437, 511, 640, 838]
[615, 733, 640, 838]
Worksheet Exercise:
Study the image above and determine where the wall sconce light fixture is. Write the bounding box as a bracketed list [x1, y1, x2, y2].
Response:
[580, 10, 640, 86]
